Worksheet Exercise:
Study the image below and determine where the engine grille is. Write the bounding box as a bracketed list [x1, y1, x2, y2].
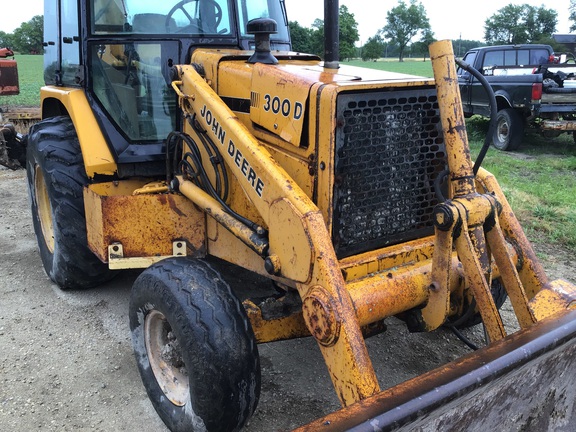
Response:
[333, 88, 446, 258]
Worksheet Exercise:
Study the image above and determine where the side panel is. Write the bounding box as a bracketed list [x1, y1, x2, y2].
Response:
[85, 181, 206, 262]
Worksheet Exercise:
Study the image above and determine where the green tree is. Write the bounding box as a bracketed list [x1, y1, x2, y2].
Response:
[304, 6, 359, 60]
[0, 31, 16, 50]
[309, 18, 325, 58]
[11, 15, 43, 54]
[410, 28, 435, 60]
[484, 5, 557, 45]
[570, 0, 576, 32]
[381, 0, 430, 62]
[338, 5, 359, 60]
[289, 21, 314, 53]
[454, 39, 485, 57]
[362, 34, 385, 61]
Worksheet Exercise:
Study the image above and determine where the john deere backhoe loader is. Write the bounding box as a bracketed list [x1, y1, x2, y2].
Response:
[25, 0, 576, 430]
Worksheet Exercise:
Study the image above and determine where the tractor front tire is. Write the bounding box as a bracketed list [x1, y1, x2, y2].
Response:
[129, 257, 261, 432]
[26, 115, 114, 289]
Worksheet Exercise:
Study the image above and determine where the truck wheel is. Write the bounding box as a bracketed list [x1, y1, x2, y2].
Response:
[493, 108, 524, 151]
[26, 116, 114, 289]
[449, 279, 507, 329]
[129, 257, 261, 432]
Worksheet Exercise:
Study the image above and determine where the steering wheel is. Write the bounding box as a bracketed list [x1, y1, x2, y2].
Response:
[165, 0, 222, 33]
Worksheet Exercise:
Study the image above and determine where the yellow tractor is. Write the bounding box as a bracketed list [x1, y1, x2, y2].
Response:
[25, 0, 576, 430]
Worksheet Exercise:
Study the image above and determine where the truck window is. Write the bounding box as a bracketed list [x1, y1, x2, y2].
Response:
[504, 50, 516, 66]
[517, 50, 529, 65]
[484, 50, 503, 67]
[457, 51, 476, 77]
[530, 49, 549, 65]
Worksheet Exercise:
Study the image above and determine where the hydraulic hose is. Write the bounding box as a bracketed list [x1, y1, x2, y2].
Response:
[455, 58, 497, 175]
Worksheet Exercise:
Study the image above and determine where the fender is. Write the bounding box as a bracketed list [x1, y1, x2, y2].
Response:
[40, 87, 117, 177]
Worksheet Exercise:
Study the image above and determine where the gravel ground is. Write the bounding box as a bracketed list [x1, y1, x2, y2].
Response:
[1, 166, 574, 431]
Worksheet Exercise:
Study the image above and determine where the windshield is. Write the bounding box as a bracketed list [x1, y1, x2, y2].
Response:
[91, 0, 233, 35]
[236, 0, 288, 40]
[90, 0, 289, 40]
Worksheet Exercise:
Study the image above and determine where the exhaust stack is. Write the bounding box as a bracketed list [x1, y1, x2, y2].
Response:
[324, 0, 339, 69]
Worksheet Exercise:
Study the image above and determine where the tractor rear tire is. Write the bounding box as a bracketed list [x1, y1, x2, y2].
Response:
[492, 108, 524, 151]
[129, 257, 261, 432]
[26, 115, 114, 289]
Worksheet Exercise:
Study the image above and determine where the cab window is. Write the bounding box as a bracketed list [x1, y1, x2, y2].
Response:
[91, 0, 232, 35]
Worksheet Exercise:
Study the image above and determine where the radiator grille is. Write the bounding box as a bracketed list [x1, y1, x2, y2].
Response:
[333, 88, 446, 258]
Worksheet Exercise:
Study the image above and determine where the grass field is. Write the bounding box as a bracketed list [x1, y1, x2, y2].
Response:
[1, 54, 574, 254]
[345, 58, 434, 77]
[0, 54, 43, 107]
[468, 126, 576, 253]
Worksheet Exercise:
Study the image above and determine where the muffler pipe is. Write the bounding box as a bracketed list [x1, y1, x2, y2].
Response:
[324, 0, 339, 69]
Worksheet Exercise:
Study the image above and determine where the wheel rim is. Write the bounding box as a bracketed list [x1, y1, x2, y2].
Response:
[144, 310, 190, 406]
[496, 118, 510, 143]
[34, 165, 55, 253]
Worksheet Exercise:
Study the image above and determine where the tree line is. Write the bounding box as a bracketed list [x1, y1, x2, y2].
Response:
[3, 1, 576, 58]
[292, 0, 575, 62]
[0, 16, 43, 54]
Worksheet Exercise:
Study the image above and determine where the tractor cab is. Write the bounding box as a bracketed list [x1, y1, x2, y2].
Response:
[42, 0, 290, 175]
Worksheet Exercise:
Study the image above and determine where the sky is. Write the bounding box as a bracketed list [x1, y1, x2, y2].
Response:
[1, 0, 574, 43]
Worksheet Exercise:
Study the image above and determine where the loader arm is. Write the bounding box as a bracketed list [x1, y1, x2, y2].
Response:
[172, 64, 381, 404]
[424, 41, 576, 337]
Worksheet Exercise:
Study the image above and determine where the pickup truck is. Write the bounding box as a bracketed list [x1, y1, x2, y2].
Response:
[457, 44, 576, 150]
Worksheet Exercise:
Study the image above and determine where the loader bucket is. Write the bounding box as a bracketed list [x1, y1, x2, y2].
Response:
[295, 308, 576, 431]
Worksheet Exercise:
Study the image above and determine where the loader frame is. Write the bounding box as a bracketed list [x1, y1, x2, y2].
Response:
[164, 39, 576, 408]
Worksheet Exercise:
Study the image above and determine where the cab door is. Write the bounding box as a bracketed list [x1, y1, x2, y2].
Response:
[43, 0, 81, 86]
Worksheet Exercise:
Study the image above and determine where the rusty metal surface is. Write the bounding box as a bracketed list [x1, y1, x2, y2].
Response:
[295, 309, 576, 432]
[540, 119, 576, 131]
[84, 181, 206, 262]
[0, 107, 40, 120]
[244, 299, 310, 343]
[530, 279, 576, 321]
[0, 57, 19, 95]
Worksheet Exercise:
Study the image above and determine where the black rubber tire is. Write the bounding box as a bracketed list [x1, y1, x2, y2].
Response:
[450, 279, 508, 329]
[129, 257, 261, 432]
[26, 116, 115, 289]
[492, 108, 524, 151]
